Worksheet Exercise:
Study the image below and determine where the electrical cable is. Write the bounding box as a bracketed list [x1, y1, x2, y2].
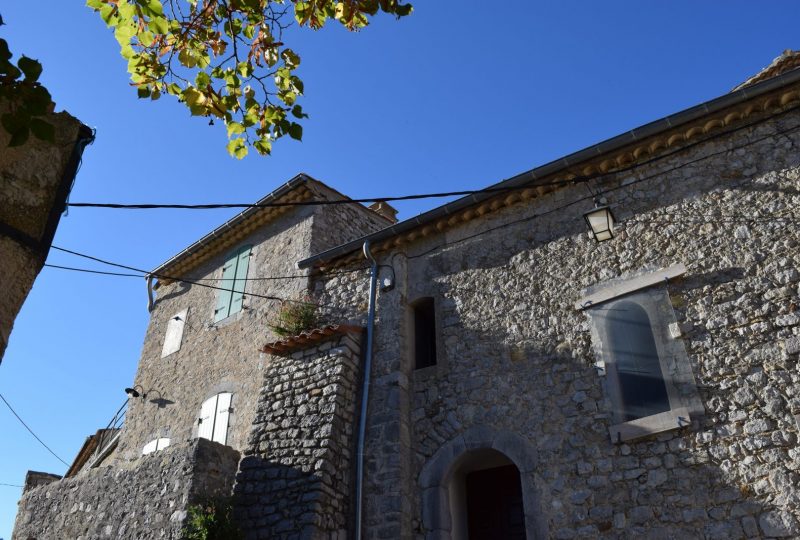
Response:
[64, 107, 800, 212]
[404, 121, 800, 260]
[0, 393, 70, 468]
[0, 483, 23, 488]
[65, 183, 581, 210]
[49, 245, 334, 306]
[44, 263, 143, 278]
[43, 262, 368, 281]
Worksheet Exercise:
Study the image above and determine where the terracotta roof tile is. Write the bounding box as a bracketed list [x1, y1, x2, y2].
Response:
[260, 324, 362, 355]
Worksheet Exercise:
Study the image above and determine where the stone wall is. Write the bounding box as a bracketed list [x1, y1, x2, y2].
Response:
[117, 186, 388, 466]
[310, 105, 800, 538]
[0, 106, 88, 361]
[235, 330, 363, 539]
[13, 438, 240, 540]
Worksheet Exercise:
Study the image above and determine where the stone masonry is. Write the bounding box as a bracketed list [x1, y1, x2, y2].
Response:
[310, 104, 800, 537]
[0, 104, 90, 362]
[13, 438, 240, 540]
[235, 329, 363, 539]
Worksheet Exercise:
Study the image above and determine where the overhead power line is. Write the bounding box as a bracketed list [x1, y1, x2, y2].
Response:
[64, 108, 799, 212]
[65, 183, 580, 210]
[48, 245, 354, 306]
[0, 393, 70, 468]
[0, 483, 23, 488]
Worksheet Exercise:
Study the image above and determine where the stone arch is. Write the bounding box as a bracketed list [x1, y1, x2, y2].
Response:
[419, 425, 546, 539]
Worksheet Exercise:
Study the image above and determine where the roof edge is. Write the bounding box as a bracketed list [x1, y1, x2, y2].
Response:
[297, 65, 800, 270]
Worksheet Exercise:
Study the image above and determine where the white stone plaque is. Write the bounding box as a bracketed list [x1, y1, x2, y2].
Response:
[161, 308, 187, 358]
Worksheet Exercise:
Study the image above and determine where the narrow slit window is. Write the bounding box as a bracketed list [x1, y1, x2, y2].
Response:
[413, 297, 437, 370]
[606, 300, 670, 422]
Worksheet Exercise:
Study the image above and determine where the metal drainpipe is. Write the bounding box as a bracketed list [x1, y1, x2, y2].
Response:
[355, 240, 378, 540]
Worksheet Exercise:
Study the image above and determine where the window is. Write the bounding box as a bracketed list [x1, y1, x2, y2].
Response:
[198, 392, 232, 445]
[214, 245, 252, 322]
[605, 301, 670, 422]
[142, 437, 170, 455]
[413, 297, 437, 370]
[580, 264, 702, 442]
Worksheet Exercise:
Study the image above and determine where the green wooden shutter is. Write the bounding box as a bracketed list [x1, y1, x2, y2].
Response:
[229, 246, 251, 316]
[214, 252, 238, 322]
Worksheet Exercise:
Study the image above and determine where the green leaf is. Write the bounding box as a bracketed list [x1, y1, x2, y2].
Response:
[288, 123, 303, 141]
[281, 49, 301, 68]
[178, 49, 197, 68]
[291, 105, 309, 119]
[99, 4, 117, 25]
[226, 138, 248, 159]
[29, 118, 55, 142]
[86, 0, 104, 9]
[137, 86, 151, 98]
[195, 71, 211, 88]
[139, 31, 155, 47]
[254, 137, 272, 155]
[237, 61, 253, 78]
[149, 16, 169, 35]
[17, 56, 42, 82]
[226, 121, 245, 137]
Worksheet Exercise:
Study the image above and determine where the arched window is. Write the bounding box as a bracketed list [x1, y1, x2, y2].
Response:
[606, 301, 670, 421]
[198, 392, 232, 445]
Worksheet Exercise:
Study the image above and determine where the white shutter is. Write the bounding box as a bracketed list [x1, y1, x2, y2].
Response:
[213, 392, 232, 445]
[142, 439, 158, 455]
[156, 437, 171, 451]
[198, 396, 217, 441]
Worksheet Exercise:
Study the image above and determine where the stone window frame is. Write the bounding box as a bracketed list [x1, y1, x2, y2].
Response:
[578, 264, 703, 442]
[408, 294, 448, 378]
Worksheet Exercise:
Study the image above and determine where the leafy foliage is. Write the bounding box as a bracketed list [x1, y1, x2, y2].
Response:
[184, 498, 243, 540]
[0, 15, 55, 147]
[269, 295, 320, 337]
[86, 0, 412, 158]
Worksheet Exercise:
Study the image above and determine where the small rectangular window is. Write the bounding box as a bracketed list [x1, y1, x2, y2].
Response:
[214, 245, 252, 322]
[413, 297, 437, 370]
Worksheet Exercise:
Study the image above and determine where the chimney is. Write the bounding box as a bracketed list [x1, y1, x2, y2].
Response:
[368, 201, 399, 224]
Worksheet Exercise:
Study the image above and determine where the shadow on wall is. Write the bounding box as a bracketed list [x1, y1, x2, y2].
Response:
[407, 275, 799, 538]
[232, 455, 343, 539]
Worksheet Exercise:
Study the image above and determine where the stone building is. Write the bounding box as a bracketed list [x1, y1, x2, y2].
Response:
[0, 106, 92, 363]
[13, 51, 800, 539]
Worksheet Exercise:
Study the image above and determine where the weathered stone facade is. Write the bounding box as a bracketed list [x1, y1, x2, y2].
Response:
[13, 439, 240, 539]
[308, 103, 800, 538]
[236, 329, 363, 538]
[114, 179, 388, 465]
[0, 105, 91, 361]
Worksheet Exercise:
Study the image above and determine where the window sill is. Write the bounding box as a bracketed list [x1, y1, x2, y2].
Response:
[609, 406, 691, 443]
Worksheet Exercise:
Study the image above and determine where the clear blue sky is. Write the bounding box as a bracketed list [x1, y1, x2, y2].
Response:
[1, 2, 799, 535]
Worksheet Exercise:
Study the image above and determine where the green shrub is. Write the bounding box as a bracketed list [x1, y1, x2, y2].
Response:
[269, 296, 320, 337]
[183, 499, 242, 540]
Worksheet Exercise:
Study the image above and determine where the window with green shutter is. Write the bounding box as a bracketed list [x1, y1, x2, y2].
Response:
[213, 245, 252, 322]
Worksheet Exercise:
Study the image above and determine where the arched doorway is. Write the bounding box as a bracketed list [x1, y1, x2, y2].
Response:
[419, 425, 546, 539]
[450, 449, 526, 539]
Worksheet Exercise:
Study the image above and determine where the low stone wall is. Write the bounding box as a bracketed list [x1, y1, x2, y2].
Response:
[235, 330, 362, 539]
[13, 438, 240, 540]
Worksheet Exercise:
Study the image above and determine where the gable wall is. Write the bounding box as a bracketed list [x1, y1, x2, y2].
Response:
[311, 106, 800, 538]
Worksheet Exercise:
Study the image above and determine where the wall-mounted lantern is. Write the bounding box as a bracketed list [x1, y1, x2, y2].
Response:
[125, 385, 145, 399]
[583, 204, 616, 242]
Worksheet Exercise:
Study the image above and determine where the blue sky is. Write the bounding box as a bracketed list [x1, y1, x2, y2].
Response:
[1, 1, 799, 535]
